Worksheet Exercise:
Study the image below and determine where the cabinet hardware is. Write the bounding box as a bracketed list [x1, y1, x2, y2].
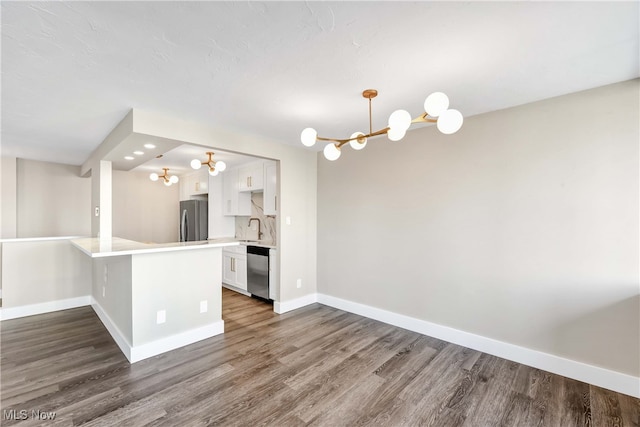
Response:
[231, 257, 235, 272]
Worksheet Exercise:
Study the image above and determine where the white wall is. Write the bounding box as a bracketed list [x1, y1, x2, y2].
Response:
[317, 80, 639, 378]
[16, 159, 91, 237]
[112, 170, 180, 243]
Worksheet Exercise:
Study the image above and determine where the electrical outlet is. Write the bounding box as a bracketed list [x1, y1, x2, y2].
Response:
[296, 278, 302, 289]
[95, 206, 100, 217]
[157, 310, 166, 324]
[200, 300, 208, 313]
[102, 286, 106, 297]
[286, 216, 292, 225]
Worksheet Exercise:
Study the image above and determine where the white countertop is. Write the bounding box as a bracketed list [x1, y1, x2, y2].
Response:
[71, 237, 240, 258]
[235, 240, 277, 249]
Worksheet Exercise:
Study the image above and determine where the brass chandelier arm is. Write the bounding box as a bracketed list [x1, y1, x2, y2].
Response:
[314, 114, 436, 148]
[411, 112, 438, 124]
[318, 127, 391, 148]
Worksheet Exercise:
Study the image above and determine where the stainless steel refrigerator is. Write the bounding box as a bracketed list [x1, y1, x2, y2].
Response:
[179, 200, 208, 242]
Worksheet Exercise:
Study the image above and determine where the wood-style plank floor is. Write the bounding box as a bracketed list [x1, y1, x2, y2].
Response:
[1, 288, 638, 426]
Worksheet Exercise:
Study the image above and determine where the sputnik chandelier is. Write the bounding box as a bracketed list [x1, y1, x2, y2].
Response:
[301, 89, 463, 160]
[149, 168, 179, 186]
[190, 152, 227, 176]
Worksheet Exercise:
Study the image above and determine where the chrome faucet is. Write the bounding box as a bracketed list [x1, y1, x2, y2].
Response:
[248, 217, 263, 240]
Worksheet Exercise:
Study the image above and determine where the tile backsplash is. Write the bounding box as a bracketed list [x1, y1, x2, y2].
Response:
[235, 192, 277, 244]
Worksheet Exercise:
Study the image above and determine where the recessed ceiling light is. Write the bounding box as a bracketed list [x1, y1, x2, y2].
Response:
[133, 151, 144, 155]
[124, 156, 134, 160]
[144, 143, 156, 149]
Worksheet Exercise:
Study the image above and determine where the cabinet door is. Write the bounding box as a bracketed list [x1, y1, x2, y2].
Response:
[222, 253, 235, 285]
[223, 169, 238, 216]
[264, 163, 277, 215]
[208, 174, 235, 238]
[235, 255, 247, 291]
[239, 163, 264, 192]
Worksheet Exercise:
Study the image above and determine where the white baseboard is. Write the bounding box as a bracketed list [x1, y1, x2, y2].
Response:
[0, 296, 92, 321]
[129, 321, 224, 363]
[274, 293, 318, 314]
[92, 299, 224, 363]
[222, 283, 251, 297]
[90, 299, 133, 361]
[317, 293, 640, 399]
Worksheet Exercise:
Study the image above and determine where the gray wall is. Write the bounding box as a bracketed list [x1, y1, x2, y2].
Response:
[1, 157, 17, 239]
[317, 79, 639, 377]
[112, 170, 180, 243]
[2, 239, 91, 307]
[16, 159, 91, 237]
[131, 248, 222, 345]
[92, 255, 133, 344]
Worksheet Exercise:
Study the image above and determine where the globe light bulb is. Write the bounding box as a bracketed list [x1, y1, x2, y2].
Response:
[387, 127, 407, 142]
[215, 160, 226, 172]
[424, 92, 449, 117]
[323, 143, 341, 161]
[164, 180, 172, 186]
[190, 159, 202, 169]
[149, 173, 159, 181]
[301, 128, 318, 147]
[349, 132, 367, 151]
[209, 168, 219, 176]
[388, 110, 412, 131]
[437, 109, 464, 134]
[170, 175, 179, 184]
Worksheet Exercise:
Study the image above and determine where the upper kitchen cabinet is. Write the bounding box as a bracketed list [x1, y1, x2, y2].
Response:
[208, 173, 235, 238]
[238, 161, 264, 192]
[263, 161, 277, 215]
[180, 168, 208, 200]
[223, 168, 251, 216]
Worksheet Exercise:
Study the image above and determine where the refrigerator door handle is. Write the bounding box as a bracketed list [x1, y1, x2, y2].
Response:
[181, 209, 188, 242]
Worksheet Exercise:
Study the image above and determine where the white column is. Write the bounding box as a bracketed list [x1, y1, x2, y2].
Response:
[91, 160, 112, 239]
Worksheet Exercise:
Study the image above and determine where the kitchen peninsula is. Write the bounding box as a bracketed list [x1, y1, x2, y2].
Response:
[69, 236, 239, 362]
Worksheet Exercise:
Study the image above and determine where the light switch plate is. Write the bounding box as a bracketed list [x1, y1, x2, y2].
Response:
[157, 310, 166, 324]
[200, 300, 207, 313]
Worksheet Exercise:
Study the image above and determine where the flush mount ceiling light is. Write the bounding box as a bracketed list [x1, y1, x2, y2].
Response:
[301, 89, 463, 161]
[190, 151, 227, 176]
[149, 168, 179, 186]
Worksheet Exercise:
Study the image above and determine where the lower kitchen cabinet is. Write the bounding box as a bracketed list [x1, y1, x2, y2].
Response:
[222, 246, 247, 291]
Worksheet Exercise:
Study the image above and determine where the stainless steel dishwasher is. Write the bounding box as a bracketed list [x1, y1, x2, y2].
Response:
[246, 246, 270, 300]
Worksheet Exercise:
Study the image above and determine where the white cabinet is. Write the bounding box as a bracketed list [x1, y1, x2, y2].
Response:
[208, 174, 235, 238]
[180, 169, 208, 200]
[269, 248, 278, 301]
[223, 169, 251, 216]
[223, 246, 247, 291]
[263, 161, 277, 215]
[238, 162, 264, 192]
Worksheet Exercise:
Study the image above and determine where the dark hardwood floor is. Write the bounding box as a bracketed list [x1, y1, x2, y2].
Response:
[1, 288, 638, 426]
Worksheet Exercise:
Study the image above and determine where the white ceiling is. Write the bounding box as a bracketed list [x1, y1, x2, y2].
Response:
[131, 143, 265, 177]
[2, 1, 638, 166]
